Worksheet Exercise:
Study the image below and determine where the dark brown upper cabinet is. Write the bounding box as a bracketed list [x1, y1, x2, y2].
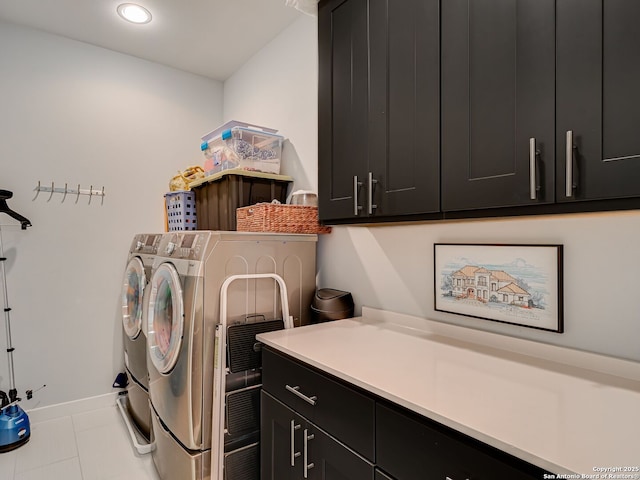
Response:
[556, 0, 640, 202]
[441, 0, 556, 211]
[319, 0, 640, 224]
[318, 0, 369, 222]
[318, 0, 440, 223]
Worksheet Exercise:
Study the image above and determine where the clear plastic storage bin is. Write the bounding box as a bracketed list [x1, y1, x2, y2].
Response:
[201, 121, 283, 175]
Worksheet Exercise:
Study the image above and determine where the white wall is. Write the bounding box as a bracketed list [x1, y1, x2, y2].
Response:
[318, 213, 640, 362]
[223, 14, 318, 196]
[223, 15, 640, 363]
[0, 21, 223, 408]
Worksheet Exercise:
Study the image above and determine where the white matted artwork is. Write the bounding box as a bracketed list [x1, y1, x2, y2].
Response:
[434, 243, 564, 333]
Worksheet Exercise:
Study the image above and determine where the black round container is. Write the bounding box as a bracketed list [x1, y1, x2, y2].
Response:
[310, 288, 354, 323]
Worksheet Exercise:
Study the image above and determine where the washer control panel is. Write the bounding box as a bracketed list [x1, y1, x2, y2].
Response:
[131, 233, 162, 255]
[161, 232, 206, 260]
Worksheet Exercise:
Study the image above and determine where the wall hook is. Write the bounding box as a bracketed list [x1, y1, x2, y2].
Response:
[33, 181, 106, 203]
[47, 182, 55, 202]
[33, 181, 41, 201]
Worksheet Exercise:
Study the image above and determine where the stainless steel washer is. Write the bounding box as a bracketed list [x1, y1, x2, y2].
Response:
[120, 233, 162, 439]
[146, 231, 317, 480]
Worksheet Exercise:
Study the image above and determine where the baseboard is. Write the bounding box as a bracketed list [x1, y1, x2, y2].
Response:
[26, 391, 120, 424]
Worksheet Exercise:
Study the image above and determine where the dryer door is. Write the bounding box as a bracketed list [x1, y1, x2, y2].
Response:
[121, 257, 146, 340]
[147, 263, 184, 374]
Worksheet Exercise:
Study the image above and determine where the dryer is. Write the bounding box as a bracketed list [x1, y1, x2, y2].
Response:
[120, 233, 162, 439]
[146, 231, 317, 480]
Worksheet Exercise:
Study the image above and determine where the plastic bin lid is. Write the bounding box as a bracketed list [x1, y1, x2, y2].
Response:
[201, 120, 279, 144]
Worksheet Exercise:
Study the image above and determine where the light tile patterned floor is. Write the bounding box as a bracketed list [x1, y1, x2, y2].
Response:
[0, 405, 159, 480]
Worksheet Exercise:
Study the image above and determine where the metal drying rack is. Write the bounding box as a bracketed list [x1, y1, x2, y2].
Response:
[33, 181, 105, 204]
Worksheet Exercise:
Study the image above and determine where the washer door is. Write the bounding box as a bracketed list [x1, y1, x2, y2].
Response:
[147, 263, 184, 374]
[121, 257, 146, 340]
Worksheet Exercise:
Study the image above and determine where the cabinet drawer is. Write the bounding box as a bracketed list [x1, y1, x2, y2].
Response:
[262, 347, 375, 460]
[376, 403, 547, 480]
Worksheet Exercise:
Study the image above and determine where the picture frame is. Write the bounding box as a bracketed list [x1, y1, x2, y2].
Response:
[434, 243, 564, 333]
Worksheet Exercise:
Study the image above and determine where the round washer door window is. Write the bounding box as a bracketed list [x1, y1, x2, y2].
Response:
[121, 257, 146, 340]
[147, 263, 184, 374]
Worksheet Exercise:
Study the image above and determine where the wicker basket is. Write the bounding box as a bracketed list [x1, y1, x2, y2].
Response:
[236, 203, 331, 234]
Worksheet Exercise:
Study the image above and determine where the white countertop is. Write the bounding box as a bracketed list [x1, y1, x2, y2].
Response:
[257, 307, 640, 476]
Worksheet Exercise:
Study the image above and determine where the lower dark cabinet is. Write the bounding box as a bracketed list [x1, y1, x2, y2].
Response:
[261, 391, 375, 480]
[261, 347, 552, 480]
[261, 390, 299, 480]
[262, 347, 375, 460]
[376, 402, 547, 480]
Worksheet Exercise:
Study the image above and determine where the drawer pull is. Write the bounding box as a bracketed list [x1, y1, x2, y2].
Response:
[529, 137, 541, 200]
[285, 384, 317, 406]
[304, 429, 315, 478]
[290, 420, 301, 466]
[565, 130, 579, 197]
[367, 171, 378, 214]
[353, 176, 363, 216]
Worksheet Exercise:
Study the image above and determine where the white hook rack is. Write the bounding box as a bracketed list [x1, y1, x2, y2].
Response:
[33, 181, 105, 204]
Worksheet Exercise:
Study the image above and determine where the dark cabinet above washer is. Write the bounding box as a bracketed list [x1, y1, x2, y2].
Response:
[318, 0, 440, 223]
[318, 0, 640, 225]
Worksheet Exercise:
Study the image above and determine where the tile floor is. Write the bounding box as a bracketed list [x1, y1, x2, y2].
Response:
[0, 404, 159, 480]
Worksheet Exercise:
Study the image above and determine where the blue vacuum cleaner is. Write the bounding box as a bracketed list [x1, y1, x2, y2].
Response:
[0, 190, 31, 452]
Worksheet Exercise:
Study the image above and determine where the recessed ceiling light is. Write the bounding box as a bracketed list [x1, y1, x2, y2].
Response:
[117, 3, 152, 24]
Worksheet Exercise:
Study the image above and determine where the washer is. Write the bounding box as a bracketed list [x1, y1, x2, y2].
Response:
[120, 233, 162, 439]
[147, 231, 317, 480]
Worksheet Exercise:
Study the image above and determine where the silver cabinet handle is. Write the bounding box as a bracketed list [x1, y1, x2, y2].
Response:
[529, 138, 540, 200]
[290, 420, 301, 466]
[285, 385, 317, 406]
[566, 130, 574, 197]
[367, 172, 378, 214]
[303, 429, 315, 478]
[353, 176, 363, 216]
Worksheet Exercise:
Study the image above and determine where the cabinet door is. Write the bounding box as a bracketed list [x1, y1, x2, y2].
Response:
[441, 0, 555, 211]
[262, 391, 374, 480]
[304, 421, 375, 480]
[557, 0, 640, 202]
[376, 402, 547, 480]
[261, 391, 301, 480]
[318, 0, 370, 221]
[368, 0, 440, 217]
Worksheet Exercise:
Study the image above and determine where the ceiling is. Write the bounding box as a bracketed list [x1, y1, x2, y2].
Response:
[0, 0, 304, 81]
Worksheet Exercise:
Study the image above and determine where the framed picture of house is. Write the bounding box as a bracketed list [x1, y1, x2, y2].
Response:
[434, 243, 563, 333]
